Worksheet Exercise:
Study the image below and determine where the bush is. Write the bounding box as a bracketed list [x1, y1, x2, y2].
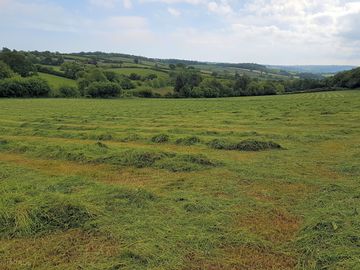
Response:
[134, 89, 153, 98]
[129, 73, 142, 80]
[86, 82, 122, 98]
[151, 134, 169, 143]
[58, 85, 80, 98]
[0, 77, 51, 97]
[119, 76, 135, 89]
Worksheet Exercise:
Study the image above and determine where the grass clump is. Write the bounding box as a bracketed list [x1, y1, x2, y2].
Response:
[95, 141, 108, 148]
[0, 194, 94, 237]
[120, 133, 142, 142]
[151, 134, 169, 143]
[208, 139, 282, 151]
[156, 154, 218, 172]
[105, 150, 167, 168]
[0, 139, 8, 146]
[234, 140, 282, 151]
[175, 136, 201, 146]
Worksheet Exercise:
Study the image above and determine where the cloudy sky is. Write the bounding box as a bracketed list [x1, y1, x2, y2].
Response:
[0, 0, 359, 65]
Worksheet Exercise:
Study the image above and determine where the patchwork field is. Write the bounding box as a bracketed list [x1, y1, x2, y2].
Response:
[0, 90, 359, 270]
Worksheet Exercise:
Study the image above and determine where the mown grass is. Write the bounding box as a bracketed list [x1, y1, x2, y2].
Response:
[0, 90, 359, 269]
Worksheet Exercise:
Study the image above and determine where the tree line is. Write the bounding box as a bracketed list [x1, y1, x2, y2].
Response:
[0, 48, 359, 98]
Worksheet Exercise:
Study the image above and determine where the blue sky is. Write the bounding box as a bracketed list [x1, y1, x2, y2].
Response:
[1, 0, 360, 65]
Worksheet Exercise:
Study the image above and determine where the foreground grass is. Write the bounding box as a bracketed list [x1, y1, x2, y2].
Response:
[0, 91, 359, 269]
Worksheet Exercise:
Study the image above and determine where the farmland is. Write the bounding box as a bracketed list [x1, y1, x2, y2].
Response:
[0, 90, 359, 269]
[37, 72, 77, 89]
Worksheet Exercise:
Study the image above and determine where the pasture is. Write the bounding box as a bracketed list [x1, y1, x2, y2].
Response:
[37, 72, 77, 89]
[109, 67, 169, 79]
[0, 90, 359, 269]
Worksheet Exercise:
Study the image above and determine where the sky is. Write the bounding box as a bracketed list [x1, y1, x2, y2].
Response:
[0, 0, 360, 65]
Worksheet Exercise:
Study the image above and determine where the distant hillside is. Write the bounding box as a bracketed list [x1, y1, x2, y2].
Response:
[267, 65, 356, 74]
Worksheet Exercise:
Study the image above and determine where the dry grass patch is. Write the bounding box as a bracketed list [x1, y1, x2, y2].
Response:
[185, 245, 297, 270]
[236, 209, 301, 243]
[0, 229, 120, 270]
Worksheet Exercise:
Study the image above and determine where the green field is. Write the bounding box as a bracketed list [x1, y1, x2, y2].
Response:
[0, 91, 359, 269]
[109, 67, 169, 79]
[37, 72, 77, 89]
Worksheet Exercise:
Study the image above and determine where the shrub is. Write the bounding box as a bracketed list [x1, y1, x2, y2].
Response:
[134, 89, 153, 98]
[129, 73, 142, 80]
[151, 134, 169, 143]
[58, 85, 80, 98]
[119, 76, 135, 89]
[0, 77, 51, 97]
[86, 82, 122, 98]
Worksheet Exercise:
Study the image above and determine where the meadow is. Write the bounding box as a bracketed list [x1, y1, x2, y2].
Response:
[37, 72, 77, 89]
[0, 90, 359, 270]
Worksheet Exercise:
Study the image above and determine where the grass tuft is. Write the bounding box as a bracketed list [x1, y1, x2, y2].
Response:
[175, 136, 201, 146]
[151, 134, 170, 143]
[208, 139, 282, 151]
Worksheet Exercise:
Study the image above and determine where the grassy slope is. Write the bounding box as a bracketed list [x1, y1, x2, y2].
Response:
[109, 67, 169, 79]
[37, 72, 77, 89]
[0, 90, 359, 270]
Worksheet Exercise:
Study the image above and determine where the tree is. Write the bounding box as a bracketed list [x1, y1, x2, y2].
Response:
[174, 69, 202, 96]
[103, 70, 119, 82]
[233, 74, 251, 96]
[85, 69, 107, 82]
[0, 61, 14, 79]
[0, 49, 35, 77]
[191, 78, 231, 98]
[60, 62, 84, 79]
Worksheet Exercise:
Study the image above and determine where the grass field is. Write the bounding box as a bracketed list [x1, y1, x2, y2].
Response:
[109, 67, 169, 79]
[0, 90, 359, 270]
[37, 72, 77, 89]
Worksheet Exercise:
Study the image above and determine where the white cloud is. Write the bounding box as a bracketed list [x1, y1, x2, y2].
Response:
[1, 0, 360, 64]
[207, 1, 232, 16]
[105, 16, 148, 29]
[168, 7, 181, 17]
[89, 0, 117, 8]
[123, 0, 133, 9]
